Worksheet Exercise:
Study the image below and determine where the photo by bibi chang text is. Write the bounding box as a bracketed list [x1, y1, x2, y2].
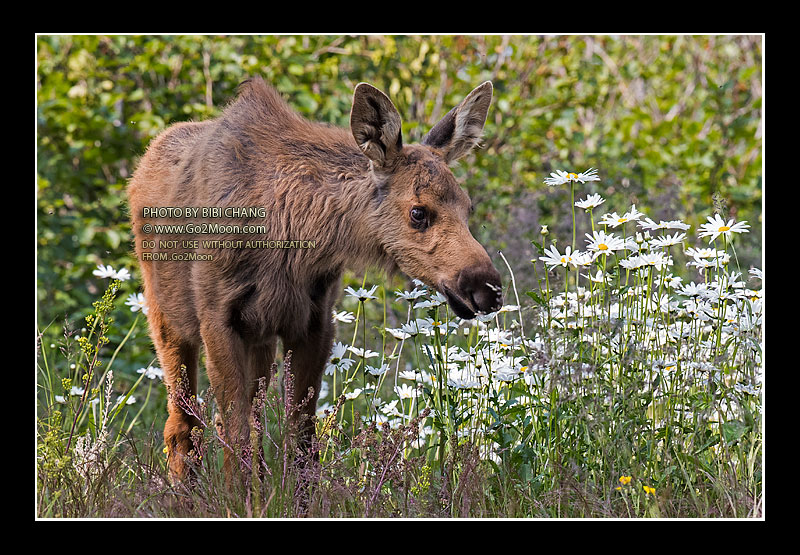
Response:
[141, 206, 267, 218]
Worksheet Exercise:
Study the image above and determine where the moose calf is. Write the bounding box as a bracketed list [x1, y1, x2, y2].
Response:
[128, 76, 502, 482]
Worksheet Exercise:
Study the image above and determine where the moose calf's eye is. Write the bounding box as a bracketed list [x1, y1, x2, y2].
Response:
[410, 206, 427, 226]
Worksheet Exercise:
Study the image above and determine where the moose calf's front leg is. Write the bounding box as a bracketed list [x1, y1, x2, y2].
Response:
[283, 316, 335, 458]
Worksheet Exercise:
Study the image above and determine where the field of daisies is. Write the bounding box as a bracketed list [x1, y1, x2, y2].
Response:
[36, 167, 763, 518]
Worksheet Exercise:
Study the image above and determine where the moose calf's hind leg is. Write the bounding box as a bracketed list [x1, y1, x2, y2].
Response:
[244, 338, 279, 480]
[201, 322, 259, 478]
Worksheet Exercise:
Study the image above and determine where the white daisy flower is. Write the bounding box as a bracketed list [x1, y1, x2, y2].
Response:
[399, 320, 424, 337]
[367, 363, 389, 376]
[625, 205, 645, 222]
[394, 287, 427, 301]
[658, 274, 683, 289]
[136, 366, 164, 380]
[584, 269, 611, 283]
[380, 399, 402, 417]
[639, 252, 673, 270]
[539, 244, 580, 269]
[398, 369, 419, 381]
[598, 209, 637, 228]
[344, 285, 379, 302]
[332, 310, 356, 323]
[125, 293, 148, 314]
[394, 383, 417, 400]
[575, 193, 606, 211]
[698, 214, 750, 243]
[619, 255, 647, 271]
[664, 220, 691, 230]
[114, 394, 137, 408]
[92, 264, 117, 279]
[347, 346, 379, 359]
[413, 291, 447, 309]
[571, 250, 595, 267]
[687, 257, 714, 271]
[637, 217, 669, 231]
[713, 251, 731, 265]
[494, 364, 523, 382]
[418, 317, 448, 335]
[650, 232, 687, 248]
[584, 230, 625, 257]
[638, 218, 691, 231]
[344, 388, 363, 400]
[543, 167, 600, 186]
[324, 354, 355, 375]
[328, 341, 348, 361]
[385, 327, 411, 340]
[113, 268, 131, 281]
[684, 246, 717, 259]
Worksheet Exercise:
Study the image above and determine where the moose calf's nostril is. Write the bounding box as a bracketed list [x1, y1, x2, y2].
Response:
[487, 281, 504, 310]
[457, 265, 503, 314]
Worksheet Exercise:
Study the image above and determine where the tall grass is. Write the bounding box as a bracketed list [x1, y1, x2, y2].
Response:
[36, 170, 763, 518]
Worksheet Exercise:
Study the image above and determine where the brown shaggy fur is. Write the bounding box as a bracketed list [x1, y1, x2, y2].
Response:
[127, 77, 502, 481]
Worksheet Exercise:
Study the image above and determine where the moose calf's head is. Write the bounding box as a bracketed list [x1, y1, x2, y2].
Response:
[350, 81, 502, 319]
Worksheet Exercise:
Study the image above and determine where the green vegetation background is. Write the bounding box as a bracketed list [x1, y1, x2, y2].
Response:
[36, 34, 763, 394]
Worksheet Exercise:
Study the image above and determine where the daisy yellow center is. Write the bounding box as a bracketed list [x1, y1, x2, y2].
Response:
[618, 218, 626, 223]
[598, 243, 608, 251]
[718, 225, 731, 232]
[567, 172, 578, 180]
[560, 257, 567, 263]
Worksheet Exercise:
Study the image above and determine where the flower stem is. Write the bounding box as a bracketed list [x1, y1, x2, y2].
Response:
[571, 181, 577, 251]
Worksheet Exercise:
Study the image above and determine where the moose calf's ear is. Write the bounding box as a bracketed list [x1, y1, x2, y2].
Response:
[422, 81, 493, 164]
[350, 83, 403, 170]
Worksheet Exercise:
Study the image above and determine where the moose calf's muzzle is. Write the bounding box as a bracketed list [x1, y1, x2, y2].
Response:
[442, 262, 503, 320]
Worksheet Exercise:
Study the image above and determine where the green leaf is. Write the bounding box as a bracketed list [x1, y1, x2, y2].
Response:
[526, 291, 548, 307]
[722, 420, 750, 446]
